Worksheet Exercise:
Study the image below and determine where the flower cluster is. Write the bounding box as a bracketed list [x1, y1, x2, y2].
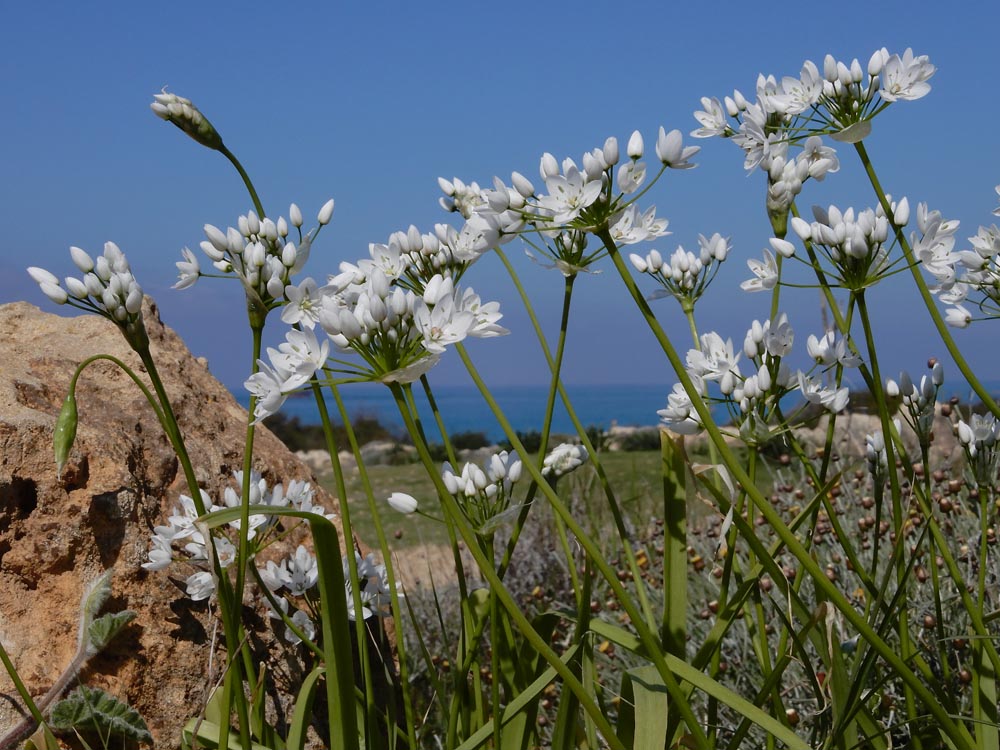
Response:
[692, 49, 931, 235]
[142, 473, 333, 601]
[182, 202, 333, 314]
[957, 413, 1000, 488]
[28, 243, 149, 351]
[441, 128, 695, 276]
[659, 314, 856, 442]
[630, 233, 731, 307]
[692, 49, 934, 168]
[541, 443, 589, 479]
[914, 190, 1000, 327]
[247, 256, 505, 422]
[151, 90, 223, 151]
[259, 547, 394, 644]
[788, 202, 902, 290]
[441, 451, 523, 535]
[889, 363, 944, 448]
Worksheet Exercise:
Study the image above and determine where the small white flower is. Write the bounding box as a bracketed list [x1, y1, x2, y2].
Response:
[655, 127, 699, 169]
[185, 571, 216, 601]
[542, 443, 589, 478]
[387, 492, 419, 514]
[173, 247, 200, 290]
[740, 249, 779, 292]
[944, 304, 972, 328]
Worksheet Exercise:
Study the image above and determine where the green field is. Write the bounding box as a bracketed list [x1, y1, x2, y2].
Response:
[318, 450, 672, 550]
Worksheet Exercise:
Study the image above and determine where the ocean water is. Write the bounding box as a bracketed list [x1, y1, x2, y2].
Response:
[238, 383, 670, 443]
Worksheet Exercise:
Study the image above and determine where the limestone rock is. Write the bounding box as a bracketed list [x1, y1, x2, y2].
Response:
[0, 301, 341, 746]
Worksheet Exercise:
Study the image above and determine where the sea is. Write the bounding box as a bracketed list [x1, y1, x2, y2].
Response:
[233, 377, 1000, 445]
[236, 383, 671, 443]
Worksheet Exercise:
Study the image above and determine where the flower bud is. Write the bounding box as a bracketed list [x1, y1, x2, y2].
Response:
[151, 90, 224, 151]
[893, 197, 910, 227]
[289, 203, 303, 228]
[40, 282, 68, 304]
[769, 237, 796, 258]
[53, 392, 78, 474]
[627, 130, 644, 159]
[317, 199, 335, 226]
[540, 152, 559, 180]
[932, 361, 944, 386]
[387, 492, 418, 514]
[790, 216, 812, 241]
[511, 171, 534, 198]
[27, 266, 60, 286]
[69, 246, 94, 273]
[64, 277, 89, 299]
[602, 136, 619, 166]
[629, 253, 648, 273]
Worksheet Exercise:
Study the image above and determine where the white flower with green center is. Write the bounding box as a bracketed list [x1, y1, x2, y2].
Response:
[879, 48, 935, 102]
[536, 165, 603, 225]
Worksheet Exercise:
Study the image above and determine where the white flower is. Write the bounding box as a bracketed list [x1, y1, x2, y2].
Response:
[616, 160, 647, 194]
[542, 443, 589, 478]
[173, 247, 200, 290]
[879, 48, 935, 102]
[655, 127, 699, 169]
[185, 571, 216, 601]
[806, 331, 861, 367]
[691, 97, 728, 138]
[741, 249, 779, 292]
[387, 492, 419, 514]
[657, 381, 703, 435]
[535, 165, 603, 224]
[245, 362, 291, 423]
[285, 546, 319, 596]
[797, 372, 849, 413]
[142, 535, 174, 571]
[609, 205, 669, 245]
[687, 333, 741, 391]
[944, 304, 972, 328]
[281, 278, 323, 328]
[285, 609, 317, 645]
[267, 328, 329, 391]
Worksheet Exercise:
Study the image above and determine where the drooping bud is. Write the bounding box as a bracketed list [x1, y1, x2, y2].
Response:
[150, 90, 224, 151]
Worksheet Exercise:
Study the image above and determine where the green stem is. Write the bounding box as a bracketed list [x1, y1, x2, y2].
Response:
[453, 346, 711, 748]
[219, 144, 266, 219]
[388, 382, 629, 750]
[598, 225, 976, 749]
[494, 248, 657, 628]
[854, 141, 1000, 418]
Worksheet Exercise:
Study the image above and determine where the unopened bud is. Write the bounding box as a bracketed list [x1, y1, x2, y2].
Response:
[317, 199, 335, 226]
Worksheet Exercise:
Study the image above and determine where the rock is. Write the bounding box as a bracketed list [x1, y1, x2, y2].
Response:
[0, 301, 342, 746]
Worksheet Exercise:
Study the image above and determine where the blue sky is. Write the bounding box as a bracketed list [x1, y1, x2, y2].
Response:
[5, 1, 1000, 397]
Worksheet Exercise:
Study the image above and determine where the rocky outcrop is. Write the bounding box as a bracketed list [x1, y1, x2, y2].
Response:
[0, 301, 340, 746]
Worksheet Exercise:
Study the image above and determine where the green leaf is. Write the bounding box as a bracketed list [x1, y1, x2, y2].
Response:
[50, 685, 151, 743]
[198, 505, 359, 749]
[53, 391, 78, 474]
[618, 666, 669, 750]
[87, 610, 136, 654]
[183, 718, 272, 750]
[285, 666, 324, 750]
